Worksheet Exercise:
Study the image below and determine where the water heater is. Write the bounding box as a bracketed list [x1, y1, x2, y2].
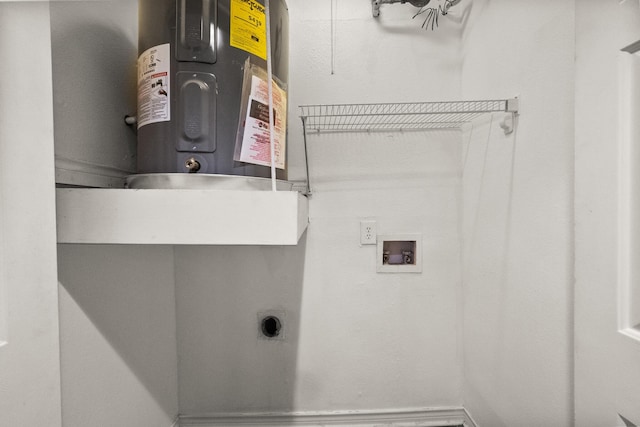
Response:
[135, 0, 289, 184]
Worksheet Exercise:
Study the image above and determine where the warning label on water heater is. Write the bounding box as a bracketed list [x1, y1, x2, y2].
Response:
[235, 74, 287, 169]
[137, 43, 170, 129]
[230, 0, 267, 60]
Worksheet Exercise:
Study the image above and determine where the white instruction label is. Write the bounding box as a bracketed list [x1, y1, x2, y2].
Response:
[236, 75, 287, 169]
[137, 43, 170, 129]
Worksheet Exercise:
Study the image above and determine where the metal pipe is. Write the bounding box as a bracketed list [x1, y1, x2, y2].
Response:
[373, 0, 461, 18]
[124, 115, 137, 126]
[372, 0, 432, 17]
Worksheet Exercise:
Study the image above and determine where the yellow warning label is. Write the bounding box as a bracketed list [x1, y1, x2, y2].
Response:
[230, 0, 267, 60]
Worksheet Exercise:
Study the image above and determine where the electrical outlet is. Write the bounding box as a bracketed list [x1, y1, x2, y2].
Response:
[360, 220, 377, 245]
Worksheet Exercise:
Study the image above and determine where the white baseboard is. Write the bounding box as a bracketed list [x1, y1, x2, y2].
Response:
[462, 407, 479, 427]
[178, 407, 477, 427]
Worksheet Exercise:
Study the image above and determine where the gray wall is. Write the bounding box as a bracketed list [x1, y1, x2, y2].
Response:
[51, 1, 138, 188]
[58, 245, 179, 426]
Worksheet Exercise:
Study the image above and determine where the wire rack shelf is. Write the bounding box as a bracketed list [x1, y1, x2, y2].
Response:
[296, 98, 519, 196]
[298, 98, 518, 132]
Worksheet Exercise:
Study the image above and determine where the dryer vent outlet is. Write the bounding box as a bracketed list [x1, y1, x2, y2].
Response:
[258, 311, 285, 340]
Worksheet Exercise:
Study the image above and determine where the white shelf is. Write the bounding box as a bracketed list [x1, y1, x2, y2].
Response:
[56, 189, 308, 245]
[297, 98, 519, 195]
[299, 99, 519, 132]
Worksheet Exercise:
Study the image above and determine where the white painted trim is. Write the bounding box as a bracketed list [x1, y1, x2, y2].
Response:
[617, 51, 640, 343]
[618, 51, 632, 335]
[178, 407, 475, 427]
[462, 407, 479, 427]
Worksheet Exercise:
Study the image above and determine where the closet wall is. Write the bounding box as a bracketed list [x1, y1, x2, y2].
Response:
[460, 1, 574, 426]
[175, 0, 465, 414]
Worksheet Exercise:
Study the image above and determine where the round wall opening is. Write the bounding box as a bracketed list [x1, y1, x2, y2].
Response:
[261, 316, 282, 338]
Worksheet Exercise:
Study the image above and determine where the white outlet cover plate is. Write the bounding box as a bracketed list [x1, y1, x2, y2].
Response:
[360, 220, 377, 245]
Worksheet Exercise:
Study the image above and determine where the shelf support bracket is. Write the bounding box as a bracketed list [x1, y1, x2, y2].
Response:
[372, 0, 381, 17]
[502, 97, 519, 135]
[301, 116, 312, 196]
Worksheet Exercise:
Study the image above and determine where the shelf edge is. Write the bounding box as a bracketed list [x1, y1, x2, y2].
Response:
[56, 189, 309, 246]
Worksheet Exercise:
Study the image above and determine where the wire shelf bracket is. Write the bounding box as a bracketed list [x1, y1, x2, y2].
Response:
[297, 98, 519, 196]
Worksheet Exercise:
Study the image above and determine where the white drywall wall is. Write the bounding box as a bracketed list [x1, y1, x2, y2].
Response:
[460, 0, 574, 426]
[286, 0, 464, 182]
[51, 2, 179, 424]
[58, 245, 179, 427]
[0, 3, 62, 425]
[175, 0, 465, 415]
[175, 244, 307, 413]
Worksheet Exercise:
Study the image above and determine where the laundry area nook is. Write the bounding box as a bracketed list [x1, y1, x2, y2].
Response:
[2, 1, 640, 426]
